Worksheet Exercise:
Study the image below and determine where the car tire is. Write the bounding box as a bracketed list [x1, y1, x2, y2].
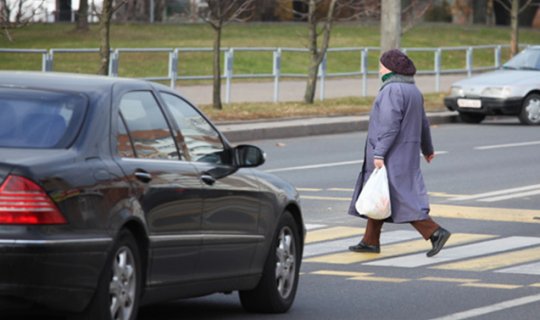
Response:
[458, 112, 486, 124]
[518, 93, 540, 125]
[239, 211, 301, 313]
[71, 229, 142, 320]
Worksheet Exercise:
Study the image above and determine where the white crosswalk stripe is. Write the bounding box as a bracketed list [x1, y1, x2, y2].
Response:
[303, 225, 540, 276]
[496, 261, 540, 275]
[364, 236, 540, 268]
[303, 230, 420, 258]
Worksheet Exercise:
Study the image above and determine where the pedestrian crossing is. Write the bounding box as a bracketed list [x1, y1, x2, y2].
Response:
[303, 224, 540, 276]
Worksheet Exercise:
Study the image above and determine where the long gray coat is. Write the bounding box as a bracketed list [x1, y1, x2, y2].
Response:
[348, 76, 434, 223]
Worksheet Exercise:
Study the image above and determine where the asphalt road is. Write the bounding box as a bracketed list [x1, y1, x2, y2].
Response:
[138, 117, 540, 320]
[12, 118, 539, 320]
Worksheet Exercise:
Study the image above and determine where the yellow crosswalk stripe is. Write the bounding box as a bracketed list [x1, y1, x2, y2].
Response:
[433, 246, 540, 272]
[419, 276, 479, 283]
[305, 226, 364, 244]
[311, 270, 409, 283]
[311, 270, 371, 277]
[461, 283, 523, 290]
[304, 233, 494, 264]
[431, 204, 540, 224]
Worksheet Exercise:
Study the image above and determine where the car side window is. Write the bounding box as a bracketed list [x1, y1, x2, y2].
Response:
[118, 91, 179, 160]
[117, 115, 136, 158]
[160, 92, 226, 164]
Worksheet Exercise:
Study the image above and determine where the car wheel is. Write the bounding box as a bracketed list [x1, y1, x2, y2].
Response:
[458, 112, 486, 124]
[239, 211, 301, 313]
[71, 230, 142, 320]
[518, 93, 540, 125]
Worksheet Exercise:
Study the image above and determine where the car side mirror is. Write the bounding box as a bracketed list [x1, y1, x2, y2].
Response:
[234, 144, 266, 168]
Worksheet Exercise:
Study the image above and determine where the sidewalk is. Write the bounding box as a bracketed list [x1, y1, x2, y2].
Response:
[176, 74, 464, 142]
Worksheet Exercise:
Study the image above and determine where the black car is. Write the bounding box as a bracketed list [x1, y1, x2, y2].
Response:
[0, 71, 304, 319]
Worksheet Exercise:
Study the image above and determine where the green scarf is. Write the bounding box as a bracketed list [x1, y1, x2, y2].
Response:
[381, 72, 396, 82]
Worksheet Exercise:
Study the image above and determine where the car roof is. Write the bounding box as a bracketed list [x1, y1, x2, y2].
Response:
[0, 71, 155, 93]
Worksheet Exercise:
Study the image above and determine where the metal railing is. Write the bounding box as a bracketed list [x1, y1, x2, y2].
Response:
[0, 44, 522, 102]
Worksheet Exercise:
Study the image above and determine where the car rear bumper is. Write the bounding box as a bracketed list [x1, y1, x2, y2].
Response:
[0, 237, 112, 313]
[444, 97, 523, 115]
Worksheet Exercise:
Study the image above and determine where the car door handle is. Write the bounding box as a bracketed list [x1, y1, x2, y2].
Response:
[134, 170, 152, 183]
[200, 174, 216, 186]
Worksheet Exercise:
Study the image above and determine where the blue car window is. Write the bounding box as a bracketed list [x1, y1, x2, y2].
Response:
[0, 88, 85, 148]
[159, 92, 225, 164]
[118, 91, 179, 160]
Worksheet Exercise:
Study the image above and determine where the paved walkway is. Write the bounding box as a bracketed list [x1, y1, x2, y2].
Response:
[175, 74, 465, 142]
[177, 74, 466, 105]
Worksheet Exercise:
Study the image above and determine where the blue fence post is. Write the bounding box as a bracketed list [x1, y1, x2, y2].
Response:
[319, 53, 327, 101]
[495, 45, 502, 69]
[108, 50, 119, 77]
[273, 48, 281, 103]
[466, 47, 473, 77]
[434, 48, 442, 93]
[361, 48, 368, 97]
[169, 49, 179, 88]
[44, 50, 53, 72]
[224, 48, 234, 104]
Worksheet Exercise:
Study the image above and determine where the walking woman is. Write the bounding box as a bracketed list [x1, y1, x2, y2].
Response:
[348, 49, 451, 257]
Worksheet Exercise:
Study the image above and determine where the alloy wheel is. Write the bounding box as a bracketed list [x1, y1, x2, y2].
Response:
[109, 246, 137, 320]
[275, 226, 296, 299]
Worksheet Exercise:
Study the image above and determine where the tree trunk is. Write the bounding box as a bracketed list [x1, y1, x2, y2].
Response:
[486, 0, 495, 25]
[212, 25, 223, 110]
[380, 0, 401, 53]
[451, 0, 473, 25]
[98, 0, 113, 75]
[303, 0, 337, 104]
[510, 0, 519, 57]
[76, 0, 89, 31]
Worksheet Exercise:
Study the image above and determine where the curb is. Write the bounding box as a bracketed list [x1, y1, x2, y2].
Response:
[217, 111, 460, 142]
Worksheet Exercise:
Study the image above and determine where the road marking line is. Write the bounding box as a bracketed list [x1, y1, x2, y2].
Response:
[297, 188, 323, 192]
[433, 246, 540, 272]
[419, 277, 479, 283]
[429, 293, 540, 320]
[265, 160, 363, 173]
[311, 270, 372, 277]
[365, 236, 540, 268]
[301, 195, 350, 201]
[305, 226, 364, 244]
[479, 189, 540, 202]
[305, 233, 491, 264]
[530, 283, 540, 288]
[496, 261, 540, 275]
[328, 188, 354, 192]
[350, 275, 410, 283]
[449, 184, 540, 201]
[429, 192, 468, 198]
[475, 140, 540, 150]
[305, 223, 326, 231]
[460, 282, 522, 290]
[303, 230, 419, 258]
[431, 204, 540, 224]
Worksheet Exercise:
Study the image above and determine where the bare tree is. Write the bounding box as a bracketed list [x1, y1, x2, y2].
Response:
[76, 0, 89, 31]
[1, 0, 44, 41]
[98, 0, 127, 75]
[199, 0, 255, 110]
[496, 0, 533, 57]
[451, 0, 473, 25]
[287, 0, 373, 104]
[486, 0, 495, 25]
[381, 0, 400, 53]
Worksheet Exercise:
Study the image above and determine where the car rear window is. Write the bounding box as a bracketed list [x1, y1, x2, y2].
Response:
[0, 88, 87, 148]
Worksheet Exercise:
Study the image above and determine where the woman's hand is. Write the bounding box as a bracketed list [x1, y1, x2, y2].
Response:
[374, 158, 385, 169]
[424, 153, 435, 163]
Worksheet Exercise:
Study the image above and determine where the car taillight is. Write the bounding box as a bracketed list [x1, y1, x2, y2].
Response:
[0, 175, 67, 225]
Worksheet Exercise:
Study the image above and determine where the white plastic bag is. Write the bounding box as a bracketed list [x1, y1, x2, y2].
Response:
[355, 167, 392, 220]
